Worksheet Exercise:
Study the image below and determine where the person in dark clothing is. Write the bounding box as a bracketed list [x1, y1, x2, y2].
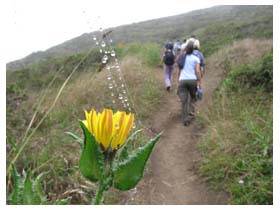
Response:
[162, 41, 175, 92]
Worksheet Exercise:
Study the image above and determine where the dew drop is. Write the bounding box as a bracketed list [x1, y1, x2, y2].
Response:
[96, 41, 99, 45]
[110, 39, 113, 43]
[121, 84, 125, 88]
[102, 55, 108, 63]
[118, 96, 123, 100]
[100, 49, 103, 53]
[108, 84, 113, 89]
[101, 41, 106, 48]
[111, 93, 114, 97]
[112, 100, 116, 104]
[106, 66, 111, 70]
[107, 76, 112, 80]
[133, 124, 136, 129]
[93, 37, 97, 40]
[110, 50, 116, 57]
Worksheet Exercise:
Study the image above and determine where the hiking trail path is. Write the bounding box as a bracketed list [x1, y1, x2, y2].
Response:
[121, 64, 229, 204]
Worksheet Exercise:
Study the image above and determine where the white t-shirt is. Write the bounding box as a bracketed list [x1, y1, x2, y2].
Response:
[179, 54, 200, 81]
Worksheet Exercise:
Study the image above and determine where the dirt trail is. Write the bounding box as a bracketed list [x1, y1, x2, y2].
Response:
[129, 65, 229, 204]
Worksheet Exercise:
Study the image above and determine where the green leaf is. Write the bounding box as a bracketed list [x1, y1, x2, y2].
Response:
[65, 131, 83, 147]
[116, 129, 143, 162]
[79, 121, 104, 182]
[113, 132, 161, 191]
[33, 172, 48, 204]
[11, 165, 23, 204]
[23, 172, 33, 204]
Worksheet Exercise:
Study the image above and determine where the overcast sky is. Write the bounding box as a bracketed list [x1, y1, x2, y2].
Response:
[1, 0, 277, 63]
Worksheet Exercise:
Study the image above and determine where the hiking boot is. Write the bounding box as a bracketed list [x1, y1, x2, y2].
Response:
[183, 119, 191, 126]
[166, 86, 171, 92]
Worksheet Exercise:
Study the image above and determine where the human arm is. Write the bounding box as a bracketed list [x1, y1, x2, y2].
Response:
[177, 67, 181, 83]
[195, 63, 202, 88]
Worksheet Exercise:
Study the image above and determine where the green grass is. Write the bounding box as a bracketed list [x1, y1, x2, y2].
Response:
[199, 17, 273, 57]
[115, 42, 161, 67]
[197, 52, 273, 204]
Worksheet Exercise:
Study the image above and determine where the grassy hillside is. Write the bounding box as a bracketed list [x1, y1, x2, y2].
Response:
[6, 5, 273, 205]
[6, 5, 272, 70]
[197, 39, 273, 204]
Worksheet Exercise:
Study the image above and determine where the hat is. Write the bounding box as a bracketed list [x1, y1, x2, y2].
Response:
[181, 38, 195, 51]
[194, 39, 200, 49]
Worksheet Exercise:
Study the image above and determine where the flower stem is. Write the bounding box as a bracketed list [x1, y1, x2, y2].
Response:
[93, 182, 105, 205]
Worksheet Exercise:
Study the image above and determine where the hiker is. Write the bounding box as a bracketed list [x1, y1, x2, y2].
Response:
[162, 41, 175, 92]
[180, 37, 195, 54]
[181, 39, 187, 51]
[173, 39, 182, 57]
[176, 40, 202, 126]
[193, 39, 205, 76]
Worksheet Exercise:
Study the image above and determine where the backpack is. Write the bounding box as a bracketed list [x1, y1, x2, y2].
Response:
[163, 51, 175, 65]
[177, 53, 186, 69]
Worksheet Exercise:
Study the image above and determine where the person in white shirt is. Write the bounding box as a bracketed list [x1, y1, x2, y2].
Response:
[177, 40, 202, 126]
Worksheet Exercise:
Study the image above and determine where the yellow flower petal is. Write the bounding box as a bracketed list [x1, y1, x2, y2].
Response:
[82, 120, 88, 129]
[83, 108, 134, 152]
[119, 113, 134, 147]
[84, 110, 91, 132]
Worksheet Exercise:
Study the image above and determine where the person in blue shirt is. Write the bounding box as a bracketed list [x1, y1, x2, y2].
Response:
[177, 40, 202, 126]
[173, 39, 182, 57]
[193, 39, 205, 76]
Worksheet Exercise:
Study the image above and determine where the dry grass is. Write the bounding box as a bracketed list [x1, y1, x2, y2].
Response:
[207, 38, 273, 74]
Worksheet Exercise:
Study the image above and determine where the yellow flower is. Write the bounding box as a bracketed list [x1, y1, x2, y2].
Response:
[83, 108, 134, 151]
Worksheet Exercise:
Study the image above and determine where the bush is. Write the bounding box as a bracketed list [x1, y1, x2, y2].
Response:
[228, 52, 272, 91]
